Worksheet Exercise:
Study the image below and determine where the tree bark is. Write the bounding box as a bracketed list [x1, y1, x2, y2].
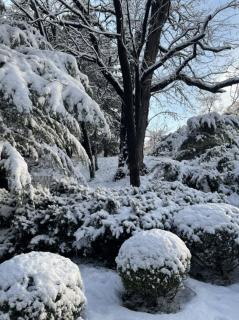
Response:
[92, 145, 99, 171]
[118, 104, 128, 168]
[113, 0, 140, 187]
[81, 122, 95, 179]
[114, 104, 128, 180]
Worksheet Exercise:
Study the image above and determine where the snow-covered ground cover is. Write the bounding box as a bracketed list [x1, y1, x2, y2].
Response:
[1, 155, 239, 319]
[80, 264, 239, 320]
[74, 156, 239, 319]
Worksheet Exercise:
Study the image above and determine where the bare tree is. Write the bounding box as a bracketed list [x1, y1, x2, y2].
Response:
[10, 0, 239, 186]
[198, 93, 222, 114]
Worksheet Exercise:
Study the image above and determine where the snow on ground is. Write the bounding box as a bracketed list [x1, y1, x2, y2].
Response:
[78, 156, 161, 189]
[80, 264, 239, 320]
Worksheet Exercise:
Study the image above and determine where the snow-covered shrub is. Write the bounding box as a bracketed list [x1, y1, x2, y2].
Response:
[0, 142, 33, 198]
[0, 20, 109, 183]
[0, 179, 223, 263]
[173, 203, 239, 280]
[152, 158, 223, 193]
[0, 251, 86, 320]
[152, 112, 239, 160]
[151, 113, 239, 197]
[116, 229, 191, 309]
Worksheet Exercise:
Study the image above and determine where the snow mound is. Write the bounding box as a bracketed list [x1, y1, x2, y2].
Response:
[173, 203, 239, 240]
[0, 251, 86, 320]
[116, 229, 191, 275]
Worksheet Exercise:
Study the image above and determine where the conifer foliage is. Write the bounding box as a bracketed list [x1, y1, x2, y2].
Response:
[0, 19, 108, 188]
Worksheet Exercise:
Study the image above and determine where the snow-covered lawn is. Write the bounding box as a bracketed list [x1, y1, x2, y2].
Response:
[80, 264, 239, 320]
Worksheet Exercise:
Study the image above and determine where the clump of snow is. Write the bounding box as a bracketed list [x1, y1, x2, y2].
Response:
[116, 229, 191, 275]
[0, 251, 86, 320]
[173, 203, 239, 242]
[0, 142, 32, 197]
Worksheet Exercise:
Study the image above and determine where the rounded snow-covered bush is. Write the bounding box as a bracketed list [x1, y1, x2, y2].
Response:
[173, 203, 239, 279]
[0, 252, 86, 320]
[116, 229, 191, 306]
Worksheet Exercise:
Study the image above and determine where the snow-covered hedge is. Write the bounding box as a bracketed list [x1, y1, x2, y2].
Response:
[0, 180, 222, 263]
[116, 229, 191, 307]
[0, 251, 86, 320]
[173, 203, 239, 279]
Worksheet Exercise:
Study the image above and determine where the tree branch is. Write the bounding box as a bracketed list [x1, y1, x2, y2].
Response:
[178, 74, 239, 93]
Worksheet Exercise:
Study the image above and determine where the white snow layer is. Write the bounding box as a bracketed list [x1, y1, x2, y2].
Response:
[174, 203, 239, 240]
[116, 229, 191, 275]
[80, 264, 239, 320]
[0, 252, 86, 319]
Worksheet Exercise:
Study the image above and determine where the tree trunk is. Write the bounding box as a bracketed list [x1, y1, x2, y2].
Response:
[81, 122, 95, 179]
[137, 87, 151, 171]
[103, 146, 109, 157]
[124, 107, 140, 187]
[118, 105, 128, 168]
[115, 104, 129, 180]
[93, 145, 99, 171]
[113, 0, 140, 187]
